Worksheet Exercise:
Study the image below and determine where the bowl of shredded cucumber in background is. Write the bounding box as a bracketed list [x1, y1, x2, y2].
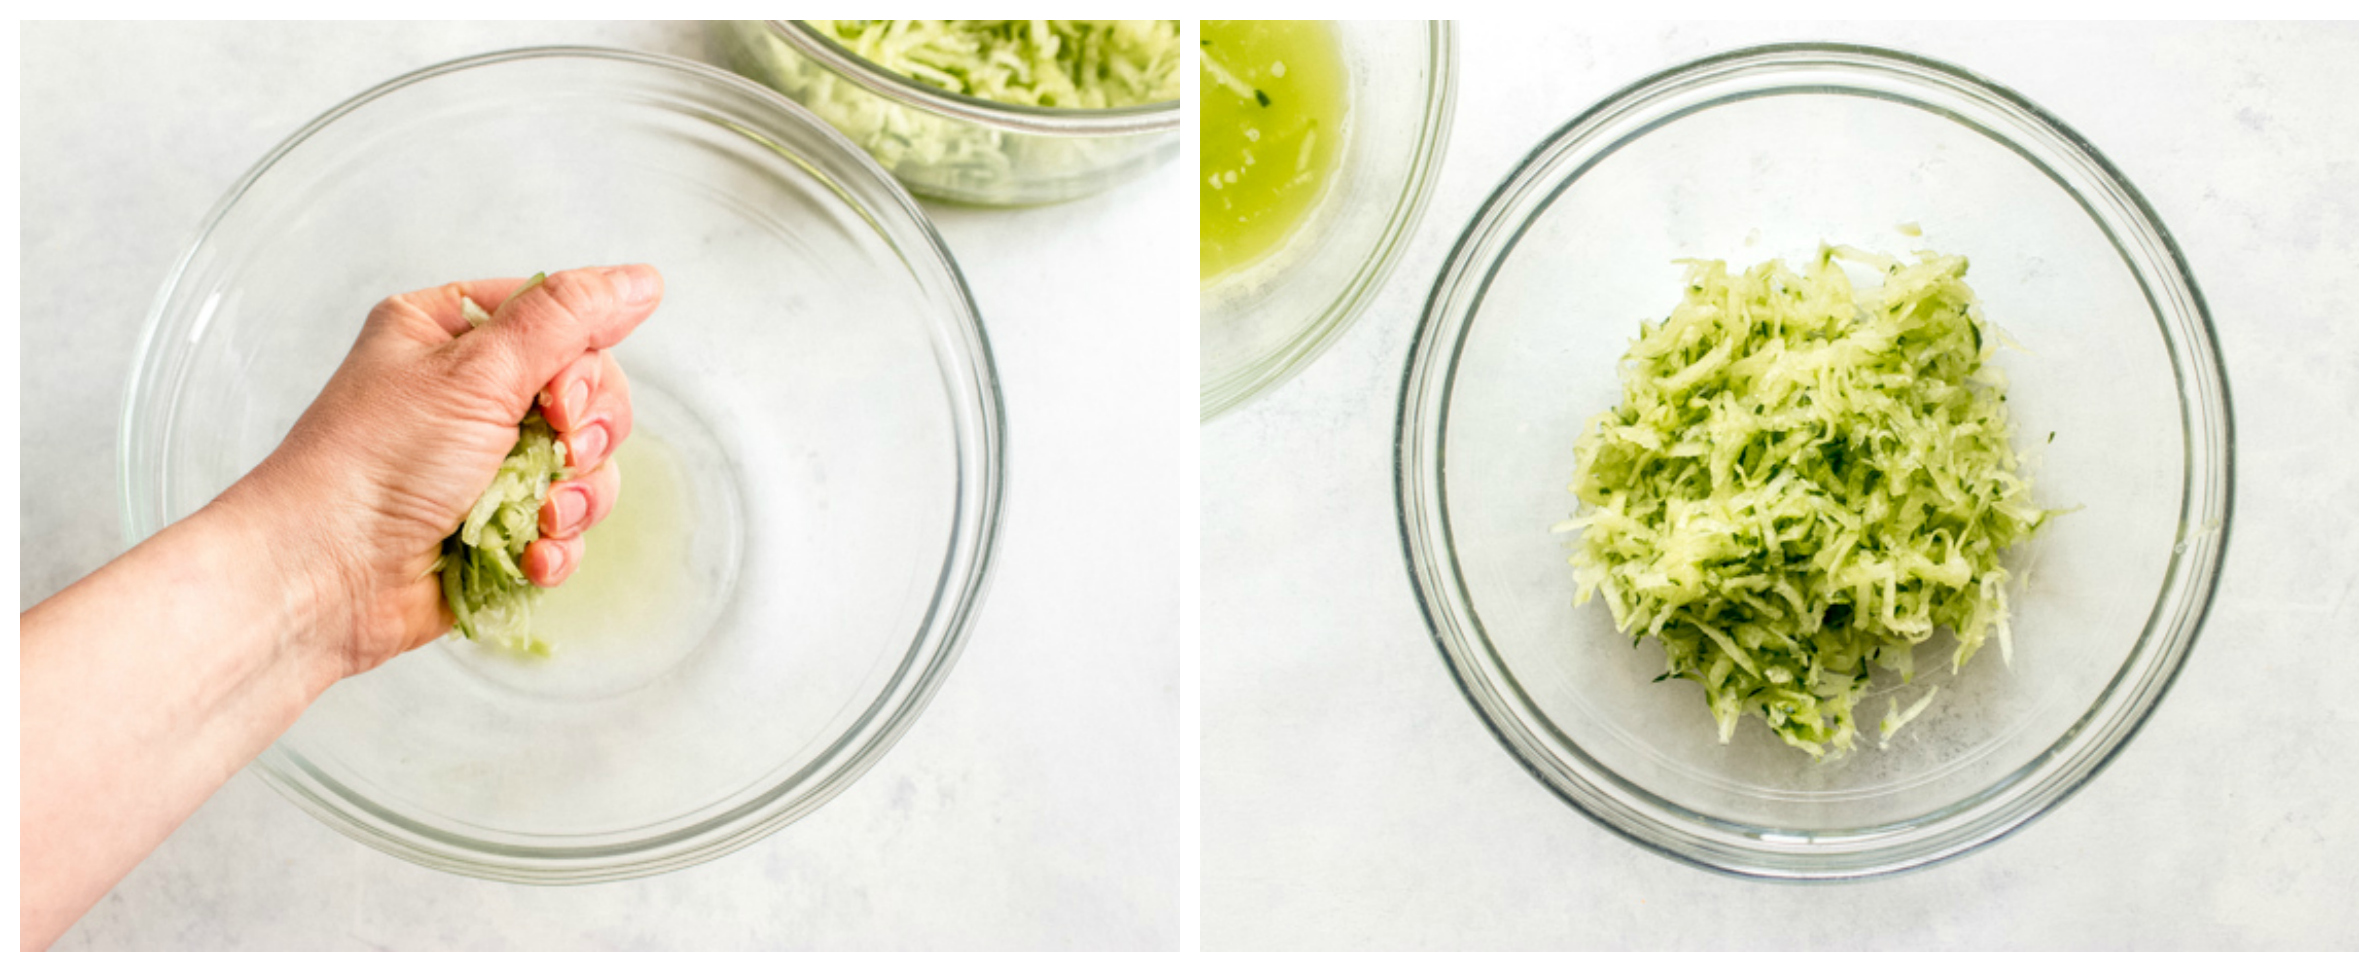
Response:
[714, 20, 1179, 207]
[1396, 44, 2231, 879]
[121, 47, 1003, 883]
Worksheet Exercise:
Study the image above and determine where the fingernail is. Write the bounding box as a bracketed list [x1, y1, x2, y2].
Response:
[533, 542, 577, 587]
[571, 424, 608, 468]
[562, 379, 589, 419]
[549, 486, 590, 534]
[608, 266, 659, 307]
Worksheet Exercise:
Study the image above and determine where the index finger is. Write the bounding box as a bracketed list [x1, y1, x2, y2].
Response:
[376, 277, 538, 342]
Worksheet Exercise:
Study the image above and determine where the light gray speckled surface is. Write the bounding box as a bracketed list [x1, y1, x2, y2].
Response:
[1201, 21, 2356, 949]
[23, 21, 1178, 950]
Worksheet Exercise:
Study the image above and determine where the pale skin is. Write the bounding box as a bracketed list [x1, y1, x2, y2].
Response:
[19, 264, 662, 950]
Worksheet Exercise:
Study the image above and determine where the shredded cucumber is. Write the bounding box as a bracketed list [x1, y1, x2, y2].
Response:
[723, 21, 1176, 203]
[439, 273, 569, 656]
[1561, 246, 2054, 758]
[807, 20, 1179, 110]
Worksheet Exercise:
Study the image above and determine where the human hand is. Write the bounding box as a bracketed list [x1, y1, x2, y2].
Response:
[219, 264, 661, 679]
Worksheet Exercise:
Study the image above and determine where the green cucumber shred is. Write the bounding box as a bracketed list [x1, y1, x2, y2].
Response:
[438, 273, 568, 656]
[807, 20, 1180, 110]
[1560, 246, 2057, 758]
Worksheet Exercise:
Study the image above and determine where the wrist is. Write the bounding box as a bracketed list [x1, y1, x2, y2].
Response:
[200, 469, 360, 696]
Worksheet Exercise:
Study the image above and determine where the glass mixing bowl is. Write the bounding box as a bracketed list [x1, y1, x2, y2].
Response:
[1396, 43, 2232, 879]
[1200, 21, 1455, 421]
[120, 48, 1005, 883]
[713, 20, 1180, 207]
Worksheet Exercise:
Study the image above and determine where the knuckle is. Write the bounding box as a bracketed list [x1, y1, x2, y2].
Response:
[367, 293, 416, 325]
[538, 268, 612, 321]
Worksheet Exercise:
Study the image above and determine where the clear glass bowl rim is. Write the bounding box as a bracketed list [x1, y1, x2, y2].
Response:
[117, 46, 1009, 884]
[1199, 19, 1459, 421]
[767, 20, 1180, 136]
[1393, 41, 2235, 881]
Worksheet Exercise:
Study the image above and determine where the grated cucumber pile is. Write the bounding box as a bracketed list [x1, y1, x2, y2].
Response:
[1561, 246, 2054, 758]
[806, 20, 1180, 110]
[438, 274, 569, 656]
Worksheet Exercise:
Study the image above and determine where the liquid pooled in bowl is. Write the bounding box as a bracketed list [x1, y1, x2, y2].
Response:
[531, 433, 698, 653]
[1199, 20, 1346, 282]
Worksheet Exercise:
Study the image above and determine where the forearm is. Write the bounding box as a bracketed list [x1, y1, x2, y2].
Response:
[19, 497, 343, 950]
[16, 266, 653, 949]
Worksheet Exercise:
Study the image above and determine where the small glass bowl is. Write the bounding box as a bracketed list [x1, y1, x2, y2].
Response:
[713, 20, 1180, 207]
[121, 47, 1005, 883]
[1199, 21, 1456, 421]
[1396, 43, 2232, 879]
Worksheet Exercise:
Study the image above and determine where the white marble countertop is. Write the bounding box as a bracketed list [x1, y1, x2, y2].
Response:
[22, 22, 1178, 949]
[1201, 22, 2357, 949]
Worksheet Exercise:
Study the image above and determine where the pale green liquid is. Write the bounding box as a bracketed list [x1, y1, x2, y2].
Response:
[533, 433, 696, 650]
[1200, 20, 1347, 282]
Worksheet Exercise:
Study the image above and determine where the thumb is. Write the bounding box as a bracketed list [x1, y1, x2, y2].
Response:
[453, 264, 661, 399]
